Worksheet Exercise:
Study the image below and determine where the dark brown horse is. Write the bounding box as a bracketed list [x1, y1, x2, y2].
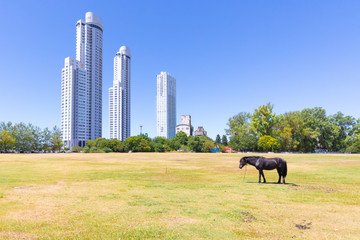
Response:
[239, 156, 287, 184]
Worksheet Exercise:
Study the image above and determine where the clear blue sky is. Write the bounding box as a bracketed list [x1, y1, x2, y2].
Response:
[1, 0, 359, 139]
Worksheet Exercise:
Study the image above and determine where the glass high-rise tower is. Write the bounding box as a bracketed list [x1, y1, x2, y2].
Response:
[156, 72, 176, 139]
[61, 12, 103, 149]
[109, 46, 131, 141]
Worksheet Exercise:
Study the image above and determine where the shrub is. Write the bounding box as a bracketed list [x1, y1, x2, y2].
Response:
[83, 146, 90, 153]
[89, 147, 98, 153]
[72, 146, 82, 152]
[154, 143, 164, 152]
[101, 147, 113, 153]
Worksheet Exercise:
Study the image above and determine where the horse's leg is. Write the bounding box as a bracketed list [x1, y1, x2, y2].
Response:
[277, 168, 281, 184]
[258, 170, 262, 183]
[283, 176, 286, 184]
[261, 170, 266, 183]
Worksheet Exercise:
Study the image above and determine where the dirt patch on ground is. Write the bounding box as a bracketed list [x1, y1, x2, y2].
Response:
[146, 217, 197, 226]
[325, 188, 337, 193]
[295, 220, 312, 230]
[166, 217, 196, 224]
[289, 184, 337, 193]
[240, 211, 257, 222]
[0, 231, 37, 239]
[2, 182, 67, 223]
[13, 186, 33, 190]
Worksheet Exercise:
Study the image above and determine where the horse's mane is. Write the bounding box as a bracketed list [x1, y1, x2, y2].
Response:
[242, 156, 263, 162]
[243, 156, 262, 159]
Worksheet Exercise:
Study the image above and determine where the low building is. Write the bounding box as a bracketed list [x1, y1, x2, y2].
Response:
[176, 115, 193, 136]
[194, 126, 207, 136]
[224, 147, 235, 153]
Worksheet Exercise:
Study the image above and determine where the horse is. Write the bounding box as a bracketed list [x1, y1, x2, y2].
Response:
[239, 156, 287, 184]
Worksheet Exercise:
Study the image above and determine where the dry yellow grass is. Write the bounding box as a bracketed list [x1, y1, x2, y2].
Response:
[0, 153, 359, 239]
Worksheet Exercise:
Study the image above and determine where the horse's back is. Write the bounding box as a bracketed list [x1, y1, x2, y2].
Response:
[261, 157, 278, 170]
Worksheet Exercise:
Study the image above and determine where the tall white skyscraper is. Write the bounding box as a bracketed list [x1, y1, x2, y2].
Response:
[61, 58, 86, 148]
[61, 12, 103, 149]
[109, 46, 131, 140]
[156, 72, 176, 139]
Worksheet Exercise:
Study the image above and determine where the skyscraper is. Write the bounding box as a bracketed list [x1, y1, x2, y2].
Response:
[61, 12, 103, 149]
[61, 58, 86, 148]
[109, 46, 131, 140]
[156, 72, 176, 139]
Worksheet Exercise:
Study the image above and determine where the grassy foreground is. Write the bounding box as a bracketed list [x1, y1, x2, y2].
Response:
[0, 153, 359, 239]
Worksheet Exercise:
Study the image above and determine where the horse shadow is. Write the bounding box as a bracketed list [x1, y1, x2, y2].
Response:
[245, 181, 294, 185]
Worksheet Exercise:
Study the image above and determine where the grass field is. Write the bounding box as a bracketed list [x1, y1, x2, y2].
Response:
[0, 153, 359, 239]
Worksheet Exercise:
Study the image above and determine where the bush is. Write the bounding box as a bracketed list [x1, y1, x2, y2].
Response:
[154, 143, 165, 152]
[101, 147, 113, 153]
[89, 147, 98, 153]
[72, 146, 82, 152]
[203, 140, 215, 152]
[83, 146, 90, 153]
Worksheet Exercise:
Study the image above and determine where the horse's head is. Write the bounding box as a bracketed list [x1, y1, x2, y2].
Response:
[239, 157, 247, 169]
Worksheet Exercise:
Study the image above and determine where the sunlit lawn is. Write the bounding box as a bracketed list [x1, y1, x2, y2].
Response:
[0, 153, 359, 239]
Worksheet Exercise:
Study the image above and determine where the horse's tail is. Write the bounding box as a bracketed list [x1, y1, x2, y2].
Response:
[283, 159, 287, 178]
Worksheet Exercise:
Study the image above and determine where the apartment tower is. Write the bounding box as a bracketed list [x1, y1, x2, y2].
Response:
[156, 72, 176, 139]
[109, 46, 131, 140]
[61, 12, 103, 149]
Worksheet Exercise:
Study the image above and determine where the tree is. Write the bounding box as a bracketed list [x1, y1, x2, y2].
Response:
[152, 137, 170, 152]
[137, 139, 151, 152]
[203, 140, 215, 152]
[83, 146, 90, 153]
[215, 134, 221, 145]
[278, 127, 293, 151]
[41, 127, 52, 152]
[50, 126, 63, 151]
[229, 134, 257, 152]
[123, 135, 152, 152]
[346, 134, 360, 152]
[329, 112, 356, 152]
[258, 135, 280, 152]
[0, 130, 16, 152]
[274, 112, 302, 152]
[86, 139, 97, 148]
[226, 112, 252, 136]
[298, 107, 341, 152]
[30, 125, 42, 151]
[221, 135, 228, 146]
[170, 131, 188, 150]
[187, 136, 202, 152]
[153, 143, 165, 152]
[113, 141, 125, 152]
[251, 103, 275, 137]
[0, 121, 14, 132]
[72, 146, 82, 152]
[107, 139, 121, 151]
[13, 123, 35, 152]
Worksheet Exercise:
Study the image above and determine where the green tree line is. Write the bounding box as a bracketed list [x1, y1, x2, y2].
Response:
[0, 122, 63, 152]
[3, 103, 358, 154]
[226, 103, 360, 153]
[78, 132, 222, 153]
